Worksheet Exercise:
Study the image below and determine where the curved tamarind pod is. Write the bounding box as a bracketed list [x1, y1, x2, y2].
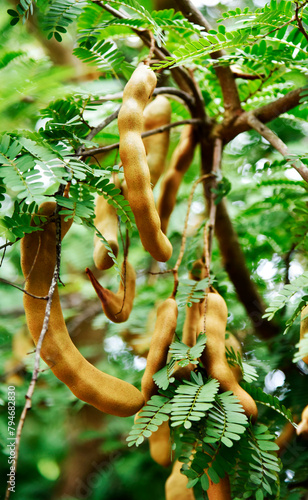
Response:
[206, 474, 231, 500]
[149, 420, 173, 467]
[225, 332, 243, 382]
[199, 291, 258, 421]
[85, 261, 135, 324]
[143, 95, 172, 187]
[300, 305, 308, 364]
[118, 64, 172, 262]
[141, 297, 178, 402]
[93, 195, 119, 270]
[165, 460, 195, 500]
[276, 422, 296, 454]
[296, 405, 308, 438]
[21, 202, 144, 417]
[157, 125, 197, 234]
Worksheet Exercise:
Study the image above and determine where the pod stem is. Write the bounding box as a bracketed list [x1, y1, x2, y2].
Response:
[144, 31, 156, 66]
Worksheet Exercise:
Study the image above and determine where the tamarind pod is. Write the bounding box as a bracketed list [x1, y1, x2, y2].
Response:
[93, 195, 119, 270]
[296, 405, 308, 438]
[206, 474, 231, 500]
[118, 65, 172, 262]
[165, 460, 195, 500]
[85, 261, 135, 323]
[141, 298, 178, 402]
[183, 302, 201, 348]
[21, 202, 144, 417]
[157, 125, 197, 234]
[149, 420, 173, 467]
[300, 305, 308, 364]
[275, 422, 296, 454]
[143, 95, 172, 187]
[199, 291, 258, 421]
[225, 332, 243, 382]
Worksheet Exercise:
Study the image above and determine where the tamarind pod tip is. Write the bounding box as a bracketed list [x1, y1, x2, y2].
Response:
[85, 268, 108, 305]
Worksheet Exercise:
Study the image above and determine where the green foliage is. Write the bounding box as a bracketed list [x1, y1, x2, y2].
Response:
[225, 344, 258, 384]
[231, 424, 281, 498]
[241, 382, 296, 426]
[293, 332, 308, 363]
[42, 0, 88, 41]
[152, 334, 206, 390]
[176, 278, 209, 308]
[263, 272, 308, 334]
[7, 0, 35, 25]
[126, 395, 172, 447]
[170, 375, 219, 429]
[73, 39, 133, 79]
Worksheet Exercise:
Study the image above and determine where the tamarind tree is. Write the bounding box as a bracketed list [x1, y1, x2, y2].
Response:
[0, 0, 308, 499]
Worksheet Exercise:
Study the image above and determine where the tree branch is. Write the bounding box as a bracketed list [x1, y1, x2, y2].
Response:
[92, 86, 196, 112]
[86, 107, 121, 142]
[0, 278, 48, 300]
[201, 139, 280, 339]
[92, 0, 203, 102]
[78, 118, 202, 156]
[246, 114, 308, 183]
[215, 199, 280, 339]
[175, 0, 242, 120]
[220, 87, 305, 143]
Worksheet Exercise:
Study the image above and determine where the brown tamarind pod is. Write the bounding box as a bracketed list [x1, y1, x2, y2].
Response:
[276, 422, 296, 454]
[199, 290, 258, 421]
[174, 259, 206, 381]
[143, 95, 172, 187]
[149, 420, 174, 467]
[165, 460, 195, 500]
[142, 299, 177, 467]
[21, 202, 144, 417]
[85, 261, 135, 323]
[157, 125, 198, 234]
[225, 332, 243, 382]
[300, 304, 308, 364]
[93, 195, 119, 270]
[141, 297, 178, 402]
[206, 474, 232, 500]
[296, 405, 308, 438]
[118, 64, 173, 262]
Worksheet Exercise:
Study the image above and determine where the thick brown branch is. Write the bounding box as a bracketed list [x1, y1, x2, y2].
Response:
[176, 0, 242, 120]
[246, 114, 308, 183]
[215, 200, 280, 339]
[221, 87, 304, 143]
[201, 140, 279, 339]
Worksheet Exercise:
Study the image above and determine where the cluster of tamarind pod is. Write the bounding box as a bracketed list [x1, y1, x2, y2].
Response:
[20, 64, 307, 498]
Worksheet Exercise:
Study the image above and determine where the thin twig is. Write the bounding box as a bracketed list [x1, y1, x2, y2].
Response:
[0, 278, 48, 300]
[246, 114, 308, 183]
[93, 87, 195, 112]
[78, 118, 202, 157]
[295, 1, 308, 41]
[0, 240, 17, 251]
[5, 205, 63, 500]
[86, 107, 121, 142]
